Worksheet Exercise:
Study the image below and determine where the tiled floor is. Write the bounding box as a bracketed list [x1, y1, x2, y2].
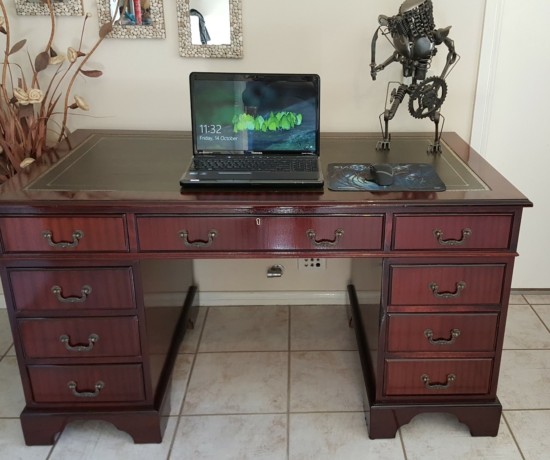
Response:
[1, 294, 549, 459]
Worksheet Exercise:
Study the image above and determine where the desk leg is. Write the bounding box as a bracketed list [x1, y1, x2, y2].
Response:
[20, 407, 168, 445]
[367, 401, 502, 439]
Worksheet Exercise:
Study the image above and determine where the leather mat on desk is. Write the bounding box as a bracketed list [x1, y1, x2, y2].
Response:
[327, 163, 446, 192]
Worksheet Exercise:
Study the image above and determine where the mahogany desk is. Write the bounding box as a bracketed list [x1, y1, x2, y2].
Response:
[0, 131, 532, 445]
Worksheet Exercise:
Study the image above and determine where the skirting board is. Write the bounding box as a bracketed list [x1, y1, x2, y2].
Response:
[144, 290, 380, 307]
[0, 291, 379, 310]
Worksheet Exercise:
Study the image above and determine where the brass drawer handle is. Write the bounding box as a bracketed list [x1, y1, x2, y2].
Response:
[306, 229, 344, 247]
[429, 281, 466, 299]
[59, 333, 99, 352]
[51, 285, 92, 303]
[433, 228, 472, 246]
[179, 229, 217, 248]
[421, 373, 456, 390]
[42, 230, 84, 248]
[424, 328, 461, 345]
[67, 380, 104, 398]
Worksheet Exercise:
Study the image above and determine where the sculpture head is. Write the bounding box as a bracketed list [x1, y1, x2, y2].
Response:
[399, 0, 430, 14]
[380, 0, 436, 42]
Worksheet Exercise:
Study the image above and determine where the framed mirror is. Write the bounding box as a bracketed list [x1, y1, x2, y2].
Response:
[15, 0, 84, 16]
[96, 0, 166, 39]
[177, 0, 243, 58]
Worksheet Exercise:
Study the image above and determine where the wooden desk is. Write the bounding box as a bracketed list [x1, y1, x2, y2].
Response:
[0, 131, 532, 444]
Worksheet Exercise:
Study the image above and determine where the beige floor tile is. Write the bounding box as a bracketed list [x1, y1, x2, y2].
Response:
[173, 414, 287, 460]
[0, 357, 26, 417]
[182, 352, 287, 415]
[291, 305, 356, 351]
[503, 305, 550, 349]
[532, 305, 550, 331]
[0, 418, 51, 459]
[499, 350, 550, 409]
[524, 294, 550, 305]
[169, 354, 194, 416]
[6, 344, 16, 357]
[400, 413, 522, 459]
[290, 351, 364, 412]
[509, 294, 527, 305]
[199, 306, 288, 352]
[289, 412, 404, 460]
[49, 417, 177, 460]
[504, 410, 550, 459]
[0, 309, 13, 356]
[179, 307, 207, 354]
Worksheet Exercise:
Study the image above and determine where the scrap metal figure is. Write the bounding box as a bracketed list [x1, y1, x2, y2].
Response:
[370, 0, 458, 153]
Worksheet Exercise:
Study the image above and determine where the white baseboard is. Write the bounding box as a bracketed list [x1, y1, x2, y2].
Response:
[144, 290, 380, 307]
[0, 291, 378, 310]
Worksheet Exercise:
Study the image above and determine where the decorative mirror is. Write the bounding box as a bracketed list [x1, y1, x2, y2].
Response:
[177, 0, 243, 58]
[96, 0, 166, 39]
[15, 0, 84, 16]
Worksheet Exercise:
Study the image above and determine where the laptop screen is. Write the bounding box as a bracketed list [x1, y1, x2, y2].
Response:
[189, 72, 320, 155]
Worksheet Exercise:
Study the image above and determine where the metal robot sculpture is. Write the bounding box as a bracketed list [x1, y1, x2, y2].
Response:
[370, 0, 459, 153]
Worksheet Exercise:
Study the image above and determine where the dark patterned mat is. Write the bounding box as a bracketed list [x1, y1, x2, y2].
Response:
[327, 163, 446, 192]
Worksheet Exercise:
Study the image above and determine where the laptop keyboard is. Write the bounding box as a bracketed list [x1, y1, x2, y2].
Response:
[193, 156, 319, 173]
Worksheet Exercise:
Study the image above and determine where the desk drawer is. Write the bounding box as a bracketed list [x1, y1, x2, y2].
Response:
[386, 313, 499, 352]
[9, 268, 135, 312]
[0, 216, 128, 253]
[392, 214, 513, 250]
[28, 364, 145, 403]
[136, 215, 384, 252]
[18, 317, 141, 359]
[384, 359, 493, 396]
[388, 264, 505, 306]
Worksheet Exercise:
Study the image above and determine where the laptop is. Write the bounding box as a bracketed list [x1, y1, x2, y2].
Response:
[180, 72, 324, 187]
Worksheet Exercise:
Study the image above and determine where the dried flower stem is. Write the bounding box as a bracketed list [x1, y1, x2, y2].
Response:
[0, 1, 109, 180]
[57, 47, 99, 143]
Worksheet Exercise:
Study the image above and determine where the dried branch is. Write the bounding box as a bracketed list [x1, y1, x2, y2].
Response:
[0, 0, 107, 181]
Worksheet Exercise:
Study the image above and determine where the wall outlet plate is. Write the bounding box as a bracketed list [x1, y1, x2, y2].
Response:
[298, 258, 327, 270]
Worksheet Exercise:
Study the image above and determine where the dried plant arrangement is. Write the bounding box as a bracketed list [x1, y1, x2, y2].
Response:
[0, 0, 112, 182]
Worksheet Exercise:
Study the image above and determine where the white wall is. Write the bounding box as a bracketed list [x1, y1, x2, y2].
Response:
[4, 0, 485, 136]
[472, 0, 547, 288]
[3, 0, 489, 300]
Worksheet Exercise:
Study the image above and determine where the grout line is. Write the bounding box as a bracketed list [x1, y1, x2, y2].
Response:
[503, 348, 550, 351]
[397, 427, 409, 460]
[177, 410, 367, 417]
[503, 408, 550, 412]
[167, 306, 210, 460]
[194, 348, 358, 354]
[286, 305, 291, 460]
[0, 344, 12, 361]
[45, 444, 56, 460]
[177, 411, 290, 417]
[502, 412, 526, 460]
[179, 307, 210, 416]
[529, 304, 550, 335]
[511, 289, 550, 296]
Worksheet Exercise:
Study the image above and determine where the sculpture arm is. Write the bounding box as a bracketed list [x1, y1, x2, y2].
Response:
[434, 27, 458, 78]
[370, 27, 400, 82]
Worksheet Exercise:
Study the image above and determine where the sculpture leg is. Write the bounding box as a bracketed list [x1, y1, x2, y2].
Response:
[377, 83, 408, 151]
[428, 111, 444, 154]
[377, 111, 392, 151]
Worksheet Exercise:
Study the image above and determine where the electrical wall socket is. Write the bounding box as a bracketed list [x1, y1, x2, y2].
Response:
[298, 258, 327, 270]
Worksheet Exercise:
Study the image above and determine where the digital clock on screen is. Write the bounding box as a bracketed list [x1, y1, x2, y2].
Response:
[199, 124, 222, 134]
